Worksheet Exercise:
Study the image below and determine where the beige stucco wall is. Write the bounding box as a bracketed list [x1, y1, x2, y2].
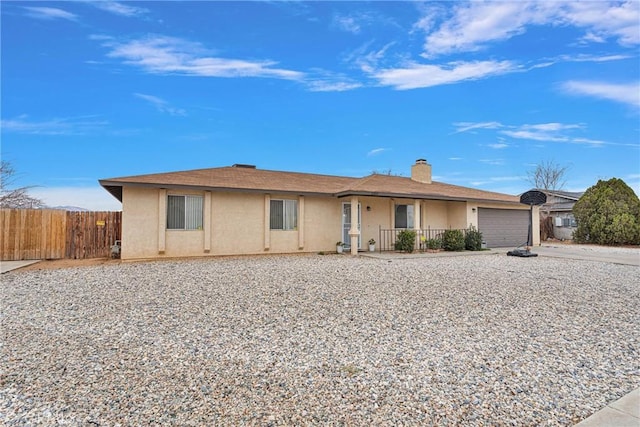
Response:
[121, 187, 346, 259]
[420, 200, 468, 230]
[120, 186, 540, 259]
[422, 200, 448, 229]
[303, 196, 343, 251]
[121, 186, 160, 259]
[357, 197, 391, 247]
[210, 192, 264, 255]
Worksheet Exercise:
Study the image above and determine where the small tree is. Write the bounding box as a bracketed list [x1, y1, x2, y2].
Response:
[573, 178, 640, 245]
[0, 161, 44, 208]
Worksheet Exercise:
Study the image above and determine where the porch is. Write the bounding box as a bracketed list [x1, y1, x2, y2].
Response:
[377, 227, 470, 252]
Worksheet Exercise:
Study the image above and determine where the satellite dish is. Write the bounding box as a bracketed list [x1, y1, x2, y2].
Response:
[520, 190, 547, 206]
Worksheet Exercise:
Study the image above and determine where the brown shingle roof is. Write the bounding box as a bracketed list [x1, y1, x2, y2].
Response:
[336, 174, 519, 203]
[99, 166, 356, 200]
[100, 165, 520, 204]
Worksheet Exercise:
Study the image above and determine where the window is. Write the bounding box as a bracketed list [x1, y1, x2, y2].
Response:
[270, 199, 297, 230]
[395, 204, 414, 228]
[167, 195, 203, 230]
[562, 217, 571, 227]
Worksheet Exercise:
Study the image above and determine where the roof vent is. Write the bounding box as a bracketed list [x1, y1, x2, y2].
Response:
[232, 164, 256, 169]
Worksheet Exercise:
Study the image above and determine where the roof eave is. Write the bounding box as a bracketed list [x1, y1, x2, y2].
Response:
[97, 180, 336, 198]
[335, 190, 520, 204]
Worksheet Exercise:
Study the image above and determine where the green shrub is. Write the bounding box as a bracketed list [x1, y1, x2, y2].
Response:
[442, 229, 465, 251]
[465, 225, 483, 251]
[573, 178, 640, 245]
[426, 238, 442, 250]
[395, 230, 417, 253]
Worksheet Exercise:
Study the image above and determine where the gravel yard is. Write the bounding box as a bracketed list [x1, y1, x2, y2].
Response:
[1, 253, 639, 426]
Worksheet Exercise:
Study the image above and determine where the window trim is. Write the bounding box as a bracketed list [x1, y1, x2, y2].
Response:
[394, 204, 415, 229]
[270, 198, 298, 231]
[167, 194, 203, 230]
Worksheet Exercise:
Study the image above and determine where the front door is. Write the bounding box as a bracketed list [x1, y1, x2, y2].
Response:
[342, 202, 361, 249]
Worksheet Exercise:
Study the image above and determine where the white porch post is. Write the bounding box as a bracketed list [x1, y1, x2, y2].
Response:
[414, 199, 421, 230]
[349, 196, 359, 255]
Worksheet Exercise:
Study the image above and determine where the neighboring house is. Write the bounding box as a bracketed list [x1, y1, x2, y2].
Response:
[537, 189, 583, 240]
[99, 159, 539, 260]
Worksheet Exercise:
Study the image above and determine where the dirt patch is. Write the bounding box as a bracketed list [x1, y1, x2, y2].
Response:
[17, 257, 121, 272]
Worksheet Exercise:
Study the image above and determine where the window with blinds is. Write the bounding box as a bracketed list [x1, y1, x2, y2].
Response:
[394, 204, 414, 228]
[167, 195, 203, 230]
[270, 199, 297, 230]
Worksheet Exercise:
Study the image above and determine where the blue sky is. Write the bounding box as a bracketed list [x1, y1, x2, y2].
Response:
[2, 1, 639, 210]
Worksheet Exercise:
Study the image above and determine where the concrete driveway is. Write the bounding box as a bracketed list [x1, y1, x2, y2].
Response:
[0, 260, 40, 274]
[532, 243, 640, 266]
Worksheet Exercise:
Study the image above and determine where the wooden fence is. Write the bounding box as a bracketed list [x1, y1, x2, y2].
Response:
[0, 209, 121, 261]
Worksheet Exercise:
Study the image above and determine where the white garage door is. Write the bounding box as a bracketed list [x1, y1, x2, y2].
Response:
[478, 208, 529, 248]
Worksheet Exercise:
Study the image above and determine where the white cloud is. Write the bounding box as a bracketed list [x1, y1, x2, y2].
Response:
[333, 15, 361, 34]
[349, 41, 396, 74]
[571, 138, 606, 147]
[499, 123, 624, 147]
[422, 2, 537, 57]
[502, 129, 569, 142]
[307, 80, 363, 92]
[367, 148, 387, 156]
[558, 53, 633, 63]
[522, 123, 584, 132]
[488, 176, 523, 182]
[134, 93, 186, 116]
[448, 157, 463, 161]
[373, 60, 518, 90]
[487, 143, 508, 149]
[87, 1, 148, 17]
[23, 6, 78, 21]
[562, 1, 640, 46]
[450, 121, 629, 148]
[1, 115, 108, 135]
[30, 187, 122, 211]
[452, 121, 503, 133]
[418, 1, 640, 57]
[479, 159, 505, 166]
[103, 35, 304, 80]
[562, 80, 640, 107]
[332, 11, 397, 35]
[305, 70, 363, 92]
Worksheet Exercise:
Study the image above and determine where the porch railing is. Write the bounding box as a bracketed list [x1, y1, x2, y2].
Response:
[378, 227, 467, 252]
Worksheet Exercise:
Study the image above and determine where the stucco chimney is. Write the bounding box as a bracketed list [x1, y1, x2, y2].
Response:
[411, 158, 432, 184]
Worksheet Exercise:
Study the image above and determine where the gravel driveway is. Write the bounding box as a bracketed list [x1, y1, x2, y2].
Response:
[2, 253, 639, 426]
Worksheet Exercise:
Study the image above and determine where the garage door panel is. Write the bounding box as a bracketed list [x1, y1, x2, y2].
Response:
[478, 208, 529, 248]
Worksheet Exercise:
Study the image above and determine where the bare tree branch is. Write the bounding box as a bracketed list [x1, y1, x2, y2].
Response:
[0, 161, 45, 208]
[527, 160, 569, 191]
